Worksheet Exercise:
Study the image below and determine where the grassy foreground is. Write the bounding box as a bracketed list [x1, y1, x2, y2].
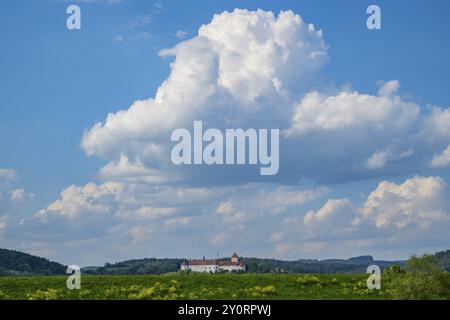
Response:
[1, 272, 449, 300]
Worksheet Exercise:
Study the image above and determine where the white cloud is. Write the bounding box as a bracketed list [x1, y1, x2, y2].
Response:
[366, 150, 392, 170]
[34, 180, 233, 223]
[113, 34, 124, 43]
[287, 89, 419, 136]
[257, 186, 329, 214]
[282, 83, 450, 180]
[128, 14, 156, 29]
[0, 168, 17, 183]
[267, 176, 450, 257]
[0, 168, 34, 204]
[215, 186, 328, 225]
[216, 201, 235, 215]
[377, 80, 400, 97]
[10, 188, 34, 202]
[98, 155, 175, 184]
[81, 9, 327, 166]
[35, 182, 124, 220]
[365, 149, 413, 170]
[164, 216, 192, 227]
[357, 176, 450, 229]
[112, 3, 162, 43]
[304, 198, 354, 225]
[21, 9, 450, 262]
[419, 106, 450, 143]
[175, 30, 188, 39]
[215, 200, 247, 225]
[430, 144, 450, 168]
[135, 206, 177, 220]
[78, 8, 450, 185]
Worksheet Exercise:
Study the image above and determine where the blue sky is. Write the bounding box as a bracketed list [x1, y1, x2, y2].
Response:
[1, 0, 450, 265]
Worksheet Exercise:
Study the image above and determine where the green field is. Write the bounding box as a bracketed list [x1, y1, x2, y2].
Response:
[1, 272, 449, 300]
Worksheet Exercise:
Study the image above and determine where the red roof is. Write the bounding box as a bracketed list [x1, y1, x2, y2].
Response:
[186, 259, 217, 266]
[184, 258, 246, 267]
[218, 261, 238, 266]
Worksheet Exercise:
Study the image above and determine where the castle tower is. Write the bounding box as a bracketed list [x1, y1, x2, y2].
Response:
[231, 252, 238, 263]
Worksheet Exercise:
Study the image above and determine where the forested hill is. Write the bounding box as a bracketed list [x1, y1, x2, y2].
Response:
[77, 251, 450, 275]
[83, 255, 404, 275]
[1, 248, 449, 276]
[0, 248, 66, 276]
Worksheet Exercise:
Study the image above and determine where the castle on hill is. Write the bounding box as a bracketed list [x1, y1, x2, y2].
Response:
[180, 252, 246, 273]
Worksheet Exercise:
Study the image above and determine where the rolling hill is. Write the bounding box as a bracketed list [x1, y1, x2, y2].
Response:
[1, 248, 449, 276]
[0, 248, 66, 276]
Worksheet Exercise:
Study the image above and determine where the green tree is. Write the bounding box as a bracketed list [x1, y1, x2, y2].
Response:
[390, 255, 447, 300]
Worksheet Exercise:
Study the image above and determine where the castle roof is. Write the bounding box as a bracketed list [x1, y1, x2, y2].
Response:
[184, 257, 245, 267]
[183, 252, 245, 267]
[187, 259, 218, 266]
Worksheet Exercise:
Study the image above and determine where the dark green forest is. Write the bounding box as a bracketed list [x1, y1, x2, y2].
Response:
[1, 248, 449, 276]
[0, 249, 66, 276]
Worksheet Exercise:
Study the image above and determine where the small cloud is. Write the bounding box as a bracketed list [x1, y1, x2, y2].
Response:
[113, 32, 153, 44]
[430, 144, 450, 168]
[175, 30, 188, 39]
[11, 188, 34, 202]
[164, 216, 191, 227]
[304, 199, 354, 226]
[366, 150, 391, 170]
[378, 80, 400, 97]
[114, 2, 161, 44]
[126, 3, 163, 31]
[0, 168, 17, 183]
[113, 34, 124, 43]
[136, 206, 176, 220]
[11, 189, 25, 201]
[128, 14, 155, 30]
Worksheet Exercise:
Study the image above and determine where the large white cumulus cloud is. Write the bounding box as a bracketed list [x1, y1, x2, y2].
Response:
[302, 176, 450, 233]
[287, 82, 419, 136]
[36, 182, 125, 220]
[357, 176, 450, 229]
[81, 9, 328, 164]
[79, 9, 450, 185]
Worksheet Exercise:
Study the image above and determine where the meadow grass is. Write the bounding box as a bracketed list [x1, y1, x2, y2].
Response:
[0, 273, 398, 300]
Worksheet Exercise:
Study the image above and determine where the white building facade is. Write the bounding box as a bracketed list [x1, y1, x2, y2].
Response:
[180, 252, 246, 273]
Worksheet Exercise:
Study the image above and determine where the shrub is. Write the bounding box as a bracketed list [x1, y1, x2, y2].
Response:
[239, 285, 277, 297]
[383, 264, 404, 274]
[27, 289, 59, 300]
[295, 275, 321, 285]
[390, 255, 447, 299]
